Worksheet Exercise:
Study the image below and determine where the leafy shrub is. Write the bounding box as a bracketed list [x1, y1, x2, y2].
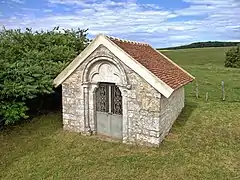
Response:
[225, 45, 240, 68]
[0, 27, 89, 125]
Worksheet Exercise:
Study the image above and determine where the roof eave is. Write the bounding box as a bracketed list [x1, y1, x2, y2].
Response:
[155, 48, 195, 80]
[53, 34, 104, 87]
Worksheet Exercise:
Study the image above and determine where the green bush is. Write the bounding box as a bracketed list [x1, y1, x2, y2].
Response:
[225, 45, 240, 68]
[0, 27, 89, 125]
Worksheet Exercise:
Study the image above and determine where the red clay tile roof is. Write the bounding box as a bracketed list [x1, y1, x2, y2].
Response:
[108, 37, 194, 90]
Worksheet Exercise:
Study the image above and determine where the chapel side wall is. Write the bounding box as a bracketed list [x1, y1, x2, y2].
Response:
[159, 87, 185, 142]
[122, 64, 162, 146]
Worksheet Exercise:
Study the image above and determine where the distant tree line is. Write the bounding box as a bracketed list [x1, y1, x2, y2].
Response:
[158, 41, 240, 50]
[0, 27, 89, 125]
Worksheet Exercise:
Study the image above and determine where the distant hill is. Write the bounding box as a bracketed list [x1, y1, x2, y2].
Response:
[158, 41, 240, 50]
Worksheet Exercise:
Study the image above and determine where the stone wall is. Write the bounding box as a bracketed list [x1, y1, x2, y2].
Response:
[61, 44, 184, 146]
[62, 79, 84, 133]
[123, 64, 162, 146]
[159, 87, 185, 142]
[61, 57, 85, 132]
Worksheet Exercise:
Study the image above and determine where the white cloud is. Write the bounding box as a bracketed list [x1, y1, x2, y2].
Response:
[1, 0, 240, 47]
[5, 0, 25, 4]
[12, 0, 24, 3]
[43, 9, 53, 13]
[169, 35, 192, 40]
[183, 0, 238, 6]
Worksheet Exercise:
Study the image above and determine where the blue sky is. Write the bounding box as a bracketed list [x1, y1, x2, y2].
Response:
[0, 0, 240, 47]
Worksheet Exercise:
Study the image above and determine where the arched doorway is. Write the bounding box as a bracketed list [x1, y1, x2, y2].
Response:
[82, 56, 130, 142]
[95, 82, 122, 139]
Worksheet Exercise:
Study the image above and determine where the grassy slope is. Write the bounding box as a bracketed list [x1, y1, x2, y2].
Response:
[163, 47, 240, 101]
[0, 47, 240, 180]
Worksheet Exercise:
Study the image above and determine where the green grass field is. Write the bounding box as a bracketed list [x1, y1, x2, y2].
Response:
[1, 47, 239, 180]
[163, 47, 240, 102]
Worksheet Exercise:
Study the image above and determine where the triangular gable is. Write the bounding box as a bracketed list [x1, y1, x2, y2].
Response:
[53, 34, 174, 98]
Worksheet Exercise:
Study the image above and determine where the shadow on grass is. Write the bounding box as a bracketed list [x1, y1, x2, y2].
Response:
[174, 100, 198, 128]
[0, 112, 62, 138]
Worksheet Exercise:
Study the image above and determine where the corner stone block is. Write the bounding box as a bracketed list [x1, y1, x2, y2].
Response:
[63, 113, 77, 121]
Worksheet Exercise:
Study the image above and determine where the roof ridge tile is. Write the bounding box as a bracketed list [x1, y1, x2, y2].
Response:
[106, 35, 149, 46]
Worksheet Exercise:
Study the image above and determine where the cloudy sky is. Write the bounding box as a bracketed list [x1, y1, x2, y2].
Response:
[0, 0, 240, 47]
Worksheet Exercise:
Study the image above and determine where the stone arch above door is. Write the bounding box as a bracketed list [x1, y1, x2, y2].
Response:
[82, 56, 129, 87]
